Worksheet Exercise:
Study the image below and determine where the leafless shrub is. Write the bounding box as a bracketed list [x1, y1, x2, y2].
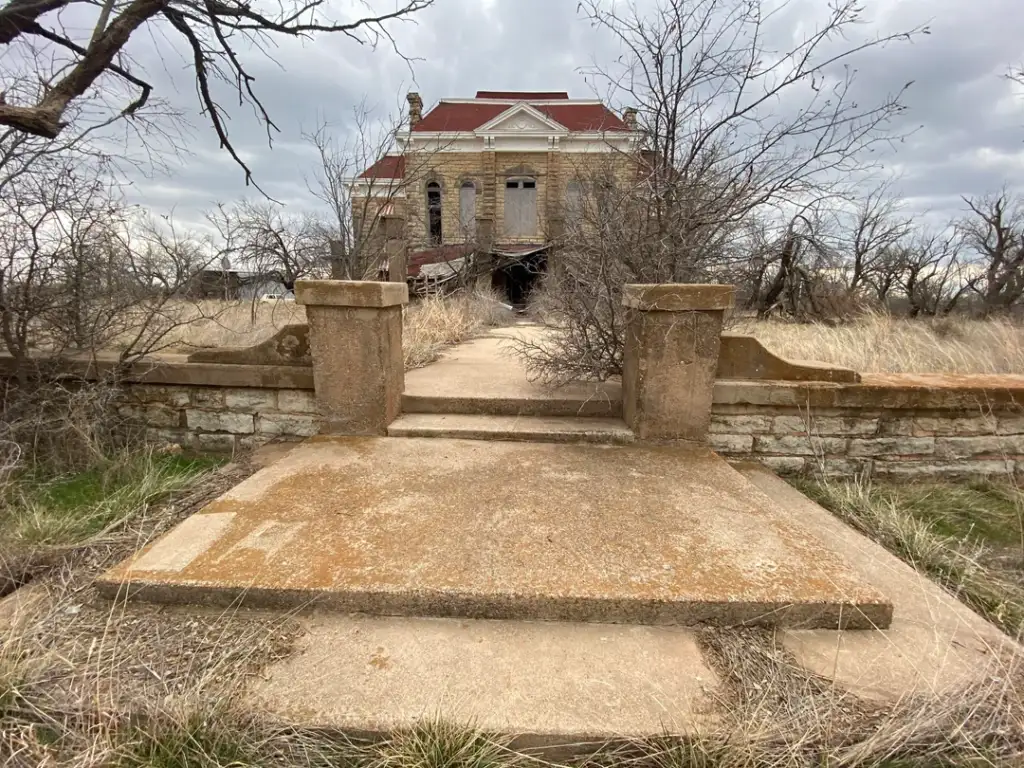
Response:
[520, 0, 924, 381]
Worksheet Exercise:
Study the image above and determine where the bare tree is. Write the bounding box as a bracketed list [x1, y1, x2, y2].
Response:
[0, 148, 220, 386]
[742, 206, 841, 320]
[304, 108, 407, 280]
[208, 199, 324, 290]
[839, 184, 912, 299]
[960, 191, 1024, 315]
[520, 0, 923, 380]
[896, 232, 974, 317]
[0, 0, 433, 182]
[576, 0, 923, 279]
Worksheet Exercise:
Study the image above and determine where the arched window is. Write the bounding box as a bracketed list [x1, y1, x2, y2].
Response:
[504, 177, 537, 237]
[426, 181, 442, 244]
[459, 180, 477, 235]
[565, 180, 583, 225]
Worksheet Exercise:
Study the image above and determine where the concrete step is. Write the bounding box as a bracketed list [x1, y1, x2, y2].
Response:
[388, 414, 634, 444]
[401, 392, 622, 418]
[248, 613, 717, 753]
[99, 437, 893, 631]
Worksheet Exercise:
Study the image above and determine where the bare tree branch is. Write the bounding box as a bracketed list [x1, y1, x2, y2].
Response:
[0, 0, 434, 181]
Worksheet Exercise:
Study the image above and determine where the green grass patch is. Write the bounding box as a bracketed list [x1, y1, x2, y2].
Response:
[112, 709, 258, 768]
[796, 475, 1024, 638]
[1, 451, 223, 547]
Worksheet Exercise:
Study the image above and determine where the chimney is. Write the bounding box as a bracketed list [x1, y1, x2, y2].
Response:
[622, 107, 638, 129]
[407, 92, 423, 127]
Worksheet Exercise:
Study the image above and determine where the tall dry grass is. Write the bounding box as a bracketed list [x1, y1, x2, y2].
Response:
[737, 313, 1024, 375]
[404, 289, 514, 369]
[150, 291, 514, 370]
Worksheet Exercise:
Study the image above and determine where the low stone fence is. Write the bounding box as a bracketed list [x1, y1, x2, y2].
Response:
[5, 354, 1017, 480]
[122, 381, 319, 454]
[3, 280, 1023, 480]
[710, 376, 1024, 479]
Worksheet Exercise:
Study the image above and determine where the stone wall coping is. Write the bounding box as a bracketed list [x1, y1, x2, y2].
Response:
[0, 353, 315, 390]
[715, 375, 1024, 410]
[717, 333, 860, 383]
[5, 351, 1024, 410]
[295, 279, 409, 308]
[622, 283, 736, 311]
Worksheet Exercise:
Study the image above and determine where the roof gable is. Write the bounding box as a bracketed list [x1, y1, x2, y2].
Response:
[412, 94, 632, 134]
[476, 103, 567, 134]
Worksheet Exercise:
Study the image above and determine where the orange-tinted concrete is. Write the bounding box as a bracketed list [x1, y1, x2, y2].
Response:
[99, 437, 891, 629]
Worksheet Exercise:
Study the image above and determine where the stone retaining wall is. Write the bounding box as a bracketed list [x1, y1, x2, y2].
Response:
[709, 377, 1024, 479]
[5, 350, 1024, 479]
[119, 383, 320, 453]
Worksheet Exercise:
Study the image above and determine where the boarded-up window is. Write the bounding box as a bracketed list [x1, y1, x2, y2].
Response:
[426, 182, 442, 244]
[504, 178, 537, 237]
[565, 180, 583, 224]
[459, 181, 477, 235]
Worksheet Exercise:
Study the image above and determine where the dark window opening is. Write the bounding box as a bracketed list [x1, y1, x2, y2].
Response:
[506, 180, 519, 189]
[523, 180, 536, 189]
[427, 181, 442, 244]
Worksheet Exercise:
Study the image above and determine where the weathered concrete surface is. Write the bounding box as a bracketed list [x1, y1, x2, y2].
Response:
[717, 334, 859, 383]
[249, 613, 718, 748]
[295, 279, 408, 308]
[736, 462, 1017, 699]
[403, 328, 621, 417]
[297, 280, 407, 435]
[188, 324, 312, 367]
[99, 437, 891, 629]
[622, 285, 735, 441]
[622, 284, 735, 312]
[387, 413, 634, 443]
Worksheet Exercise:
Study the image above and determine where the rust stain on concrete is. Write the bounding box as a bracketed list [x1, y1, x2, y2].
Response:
[101, 436, 892, 629]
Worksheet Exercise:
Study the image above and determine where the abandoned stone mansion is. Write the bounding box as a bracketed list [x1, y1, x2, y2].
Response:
[352, 90, 642, 302]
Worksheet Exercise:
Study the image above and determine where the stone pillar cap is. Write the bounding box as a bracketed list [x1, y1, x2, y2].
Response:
[622, 283, 735, 311]
[295, 280, 409, 308]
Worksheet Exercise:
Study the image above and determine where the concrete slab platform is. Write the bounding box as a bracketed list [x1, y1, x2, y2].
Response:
[403, 329, 621, 417]
[387, 413, 634, 444]
[249, 613, 718, 748]
[99, 437, 891, 629]
[735, 463, 1018, 699]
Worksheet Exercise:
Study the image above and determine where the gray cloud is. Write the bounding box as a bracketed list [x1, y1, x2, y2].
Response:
[108, 0, 1024, 228]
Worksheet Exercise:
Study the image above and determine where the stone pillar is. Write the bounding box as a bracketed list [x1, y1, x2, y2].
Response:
[295, 280, 408, 435]
[383, 215, 407, 283]
[621, 284, 735, 441]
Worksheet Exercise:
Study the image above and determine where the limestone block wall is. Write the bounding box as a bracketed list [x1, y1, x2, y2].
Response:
[708, 378, 1024, 479]
[119, 383, 319, 453]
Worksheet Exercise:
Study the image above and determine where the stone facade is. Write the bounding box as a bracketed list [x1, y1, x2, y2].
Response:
[351, 91, 642, 277]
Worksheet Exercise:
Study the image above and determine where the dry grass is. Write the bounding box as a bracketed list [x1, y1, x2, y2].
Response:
[736, 313, 1024, 375]
[149, 290, 514, 370]
[403, 290, 515, 369]
[796, 473, 1024, 639]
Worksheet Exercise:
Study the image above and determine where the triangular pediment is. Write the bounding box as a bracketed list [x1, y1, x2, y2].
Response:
[477, 103, 567, 134]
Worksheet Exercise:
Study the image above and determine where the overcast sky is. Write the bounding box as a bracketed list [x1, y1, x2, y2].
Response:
[114, 0, 1024, 231]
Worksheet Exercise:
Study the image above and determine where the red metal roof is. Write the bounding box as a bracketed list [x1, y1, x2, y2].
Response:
[475, 91, 569, 100]
[413, 102, 508, 132]
[358, 155, 406, 179]
[413, 100, 629, 133]
[406, 245, 475, 276]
